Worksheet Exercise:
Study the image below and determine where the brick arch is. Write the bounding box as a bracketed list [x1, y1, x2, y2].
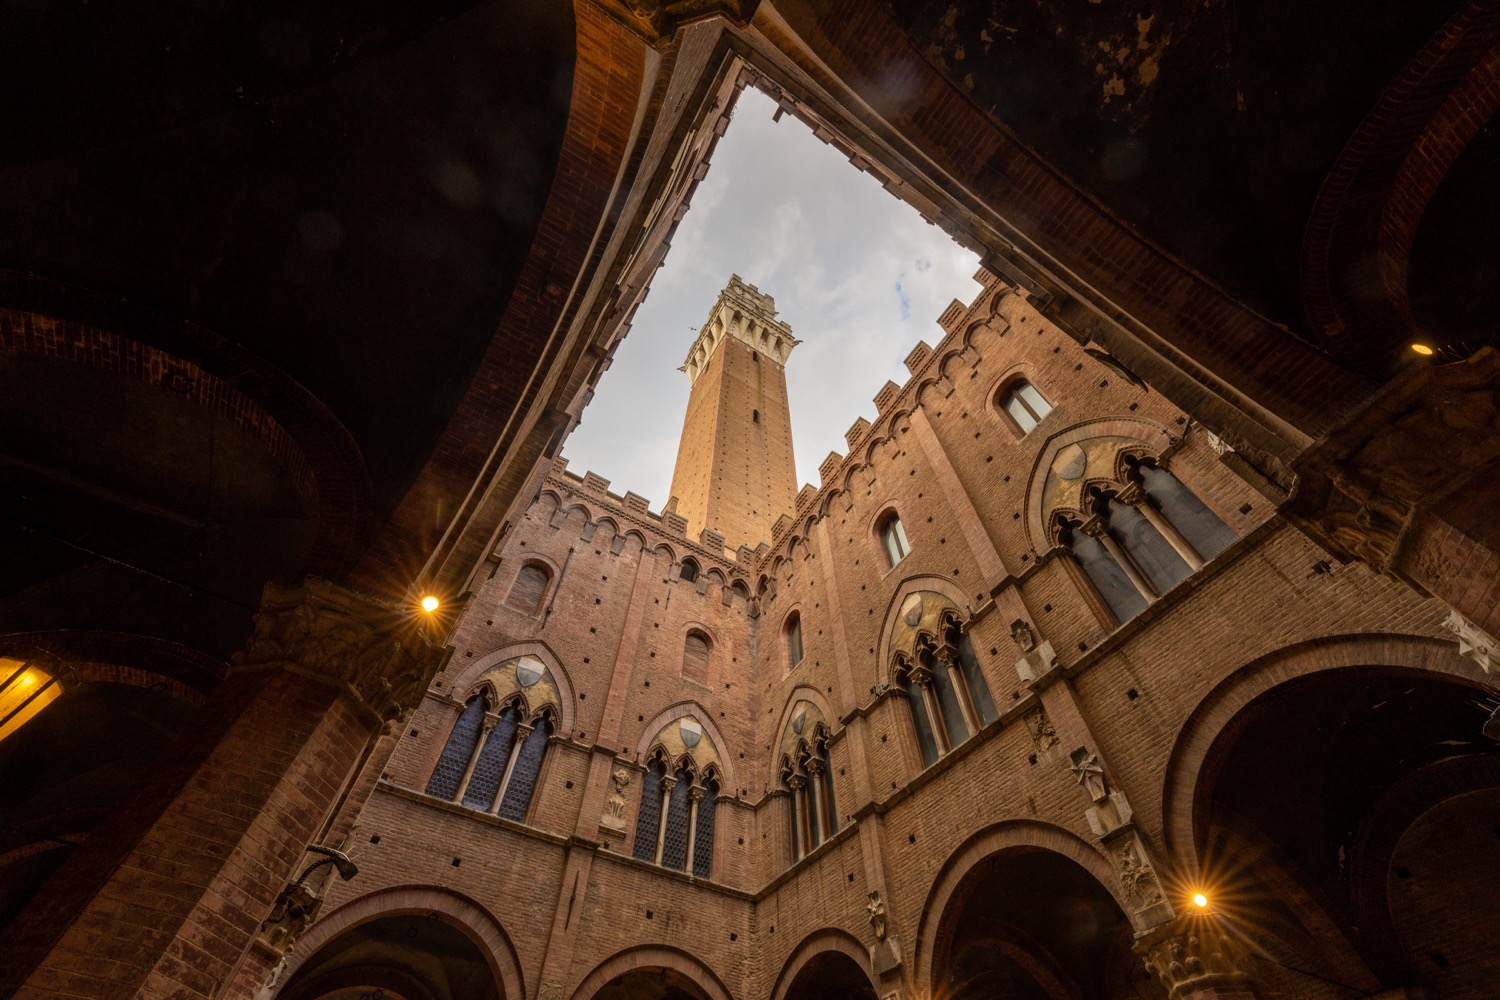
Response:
[633, 700, 736, 789]
[769, 927, 876, 1000]
[0, 629, 226, 702]
[446, 640, 576, 736]
[1024, 417, 1175, 550]
[278, 884, 524, 1000]
[874, 575, 973, 686]
[1160, 631, 1496, 871]
[914, 819, 1136, 992]
[567, 944, 733, 1000]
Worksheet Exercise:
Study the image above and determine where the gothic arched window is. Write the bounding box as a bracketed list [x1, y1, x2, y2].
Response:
[632, 748, 719, 877]
[785, 613, 804, 668]
[679, 558, 699, 583]
[683, 630, 712, 683]
[998, 379, 1053, 434]
[879, 512, 911, 567]
[782, 724, 838, 864]
[427, 692, 554, 824]
[1059, 463, 1236, 625]
[892, 604, 998, 771]
[505, 562, 551, 615]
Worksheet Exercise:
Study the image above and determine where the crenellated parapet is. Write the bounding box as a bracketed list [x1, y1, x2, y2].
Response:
[679, 273, 800, 385]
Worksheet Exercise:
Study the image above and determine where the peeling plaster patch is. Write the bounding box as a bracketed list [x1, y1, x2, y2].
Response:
[1102, 75, 1126, 102]
[1138, 57, 1159, 86]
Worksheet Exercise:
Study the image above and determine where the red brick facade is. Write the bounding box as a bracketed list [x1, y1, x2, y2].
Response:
[254, 277, 1498, 1000]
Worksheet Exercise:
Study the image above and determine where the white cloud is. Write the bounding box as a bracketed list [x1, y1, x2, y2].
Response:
[564, 88, 980, 508]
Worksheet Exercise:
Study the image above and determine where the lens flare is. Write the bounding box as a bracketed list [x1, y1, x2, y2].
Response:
[420, 595, 440, 613]
[1410, 343, 1435, 356]
[1192, 892, 1209, 908]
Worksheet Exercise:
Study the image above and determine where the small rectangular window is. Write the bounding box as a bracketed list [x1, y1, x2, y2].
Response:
[788, 617, 804, 666]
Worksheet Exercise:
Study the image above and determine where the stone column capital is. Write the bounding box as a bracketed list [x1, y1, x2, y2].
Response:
[1134, 915, 1253, 998]
[907, 663, 935, 688]
[231, 577, 446, 730]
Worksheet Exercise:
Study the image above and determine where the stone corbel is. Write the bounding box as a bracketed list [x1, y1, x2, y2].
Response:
[1443, 610, 1499, 675]
[232, 577, 447, 731]
[1014, 640, 1057, 683]
[1134, 914, 1253, 999]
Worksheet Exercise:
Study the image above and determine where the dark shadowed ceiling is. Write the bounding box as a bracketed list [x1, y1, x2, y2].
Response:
[883, 0, 1465, 333]
[0, 0, 573, 515]
[0, 0, 574, 658]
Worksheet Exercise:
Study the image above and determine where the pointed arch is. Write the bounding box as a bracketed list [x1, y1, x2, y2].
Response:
[568, 945, 733, 1000]
[770, 928, 877, 1000]
[447, 640, 576, 736]
[875, 575, 974, 686]
[1159, 632, 1495, 871]
[634, 700, 735, 790]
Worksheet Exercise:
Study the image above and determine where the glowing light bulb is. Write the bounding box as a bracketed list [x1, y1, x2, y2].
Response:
[1192, 892, 1209, 909]
[1410, 343, 1435, 356]
[420, 595, 440, 613]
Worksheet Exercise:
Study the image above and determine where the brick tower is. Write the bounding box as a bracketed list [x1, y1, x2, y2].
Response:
[669, 275, 800, 552]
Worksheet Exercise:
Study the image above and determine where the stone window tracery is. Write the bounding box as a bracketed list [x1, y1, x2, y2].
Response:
[630, 715, 724, 878]
[424, 655, 561, 824]
[1053, 457, 1235, 625]
[779, 704, 837, 864]
[631, 747, 720, 877]
[890, 597, 997, 769]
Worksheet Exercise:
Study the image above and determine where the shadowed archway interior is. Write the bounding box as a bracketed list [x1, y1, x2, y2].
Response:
[277, 913, 501, 1000]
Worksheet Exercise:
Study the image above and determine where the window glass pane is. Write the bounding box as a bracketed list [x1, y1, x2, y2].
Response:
[1071, 532, 1149, 623]
[892, 516, 910, 558]
[818, 745, 837, 835]
[957, 634, 998, 725]
[929, 653, 970, 745]
[426, 696, 486, 799]
[904, 680, 940, 767]
[462, 707, 518, 809]
[660, 768, 693, 871]
[632, 760, 664, 861]
[1004, 391, 1040, 433]
[1106, 499, 1191, 594]
[498, 719, 550, 822]
[788, 619, 803, 664]
[1141, 465, 1237, 561]
[1017, 381, 1051, 419]
[692, 780, 717, 878]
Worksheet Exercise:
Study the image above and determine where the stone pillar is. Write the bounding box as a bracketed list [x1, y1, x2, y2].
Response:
[1083, 516, 1157, 600]
[1118, 481, 1204, 570]
[934, 642, 980, 736]
[787, 774, 808, 859]
[685, 783, 705, 873]
[1135, 916, 1258, 1000]
[654, 774, 676, 865]
[455, 719, 496, 803]
[490, 722, 532, 816]
[908, 663, 950, 754]
[0, 577, 444, 1000]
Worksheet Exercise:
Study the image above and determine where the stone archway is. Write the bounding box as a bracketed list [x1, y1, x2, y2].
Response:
[568, 946, 733, 1000]
[273, 886, 524, 1000]
[770, 929, 877, 1000]
[1182, 658, 1500, 998]
[918, 822, 1148, 1000]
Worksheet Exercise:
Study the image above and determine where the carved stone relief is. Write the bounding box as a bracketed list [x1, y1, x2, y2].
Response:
[1025, 709, 1059, 753]
[232, 577, 445, 730]
[1134, 915, 1250, 997]
[1444, 610, 1498, 675]
[601, 766, 632, 834]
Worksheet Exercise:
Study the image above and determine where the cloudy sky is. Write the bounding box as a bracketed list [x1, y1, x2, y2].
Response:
[563, 87, 981, 507]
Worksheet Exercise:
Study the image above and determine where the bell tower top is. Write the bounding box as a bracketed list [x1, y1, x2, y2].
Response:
[680, 274, 800, 383]
[669, 276, 800, 553]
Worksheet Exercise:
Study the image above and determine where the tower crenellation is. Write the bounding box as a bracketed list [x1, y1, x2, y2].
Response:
[669, 274, 801, 553]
